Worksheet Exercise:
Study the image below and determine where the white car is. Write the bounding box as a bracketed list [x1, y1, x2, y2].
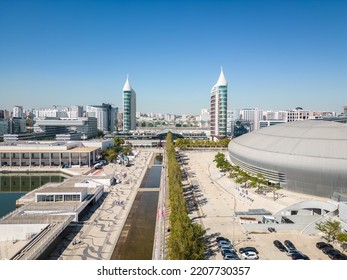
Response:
[241, 251, 259, 260]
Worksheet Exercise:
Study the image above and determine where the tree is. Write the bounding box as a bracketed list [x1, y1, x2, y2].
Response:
[315, 219, 341, 242]
[97, 129, 104, 138]
[249, 173, 268, 193]
[213, 153, 231, 173]
[114, 137, 125, 146]
[166, 132, 206, 260]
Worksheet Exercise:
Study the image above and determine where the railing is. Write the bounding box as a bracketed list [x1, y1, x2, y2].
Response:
[11, 215, 74, 260]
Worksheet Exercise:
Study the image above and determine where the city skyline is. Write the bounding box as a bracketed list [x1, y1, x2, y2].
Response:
[1, 0, 346, 114]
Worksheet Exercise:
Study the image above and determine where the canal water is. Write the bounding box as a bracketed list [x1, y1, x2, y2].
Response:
[111, 154, 162, 260]
[0, 174, 66, 218]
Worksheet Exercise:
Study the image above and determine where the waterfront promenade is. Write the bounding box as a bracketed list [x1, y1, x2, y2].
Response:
[47, 150, 154, 260]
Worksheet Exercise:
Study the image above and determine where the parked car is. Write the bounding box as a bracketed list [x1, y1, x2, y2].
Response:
[291, 252, 310, 260]
[218, 240, 232, 248]
[326, 249, 343, 259]
[239, 247, 259, 254]
[241, 251, 259, 260]
[221, 248, 236, 257]
[331, 253, 347, 260]
[316, 242, 333, 250]
[220, 245, 235, 252]
[273, 240, 287, 252]
[322, 247, 338, 255]
[284, 240, 296, 251]
[286, 249, 300, 256]
[224, 253, 240, 260]
[216, 237, 230, 243]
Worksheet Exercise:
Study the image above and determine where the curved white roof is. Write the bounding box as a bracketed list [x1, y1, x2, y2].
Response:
[123, 75, 132, 92]
[231, 120, 347, 159]
[228, 120, 347, 197]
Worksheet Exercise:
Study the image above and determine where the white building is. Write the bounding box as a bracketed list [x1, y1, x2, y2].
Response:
[12, 106, 23, 119]
[33, 108, 68, 119]
[86, 104, 117, 133]
[286, 107, 310, 122]
[210, 68, 228, 138]
[227, 109, 240, 135]
[240, 108, 263, 131]
[0, 141, 102, 167]
[68, 105, 83, 118]
[123, 76, 136, 132]
[34, 117, 98, 139]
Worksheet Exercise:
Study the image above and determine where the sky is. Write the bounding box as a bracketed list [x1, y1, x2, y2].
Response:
[0, 0, 346, 115]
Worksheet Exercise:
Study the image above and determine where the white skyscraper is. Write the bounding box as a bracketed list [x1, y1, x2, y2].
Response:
[123, 76, 136, 132]
[210, 68, 228, 138]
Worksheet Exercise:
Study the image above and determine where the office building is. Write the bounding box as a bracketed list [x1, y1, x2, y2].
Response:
[210, 68, 228, 138]
[33, 108, 68, 119]
[86, 104, 117, 133]
[123, 76, 136, 132]
[0, 120, 8, 136]
[12, 106, 23, 119]
[34, 117, 98, 139]
[68, 105, 83, 118]
[240, 108, 263, 131]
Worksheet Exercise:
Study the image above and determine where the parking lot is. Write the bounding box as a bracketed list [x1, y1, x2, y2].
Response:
[180, 151, 337, 260]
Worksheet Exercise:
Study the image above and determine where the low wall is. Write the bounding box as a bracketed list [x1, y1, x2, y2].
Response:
[0, 224, 48, 241]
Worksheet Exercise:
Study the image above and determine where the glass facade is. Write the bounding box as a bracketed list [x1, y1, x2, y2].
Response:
[123, 79, 136, 132]
[210, 76, 228, 138]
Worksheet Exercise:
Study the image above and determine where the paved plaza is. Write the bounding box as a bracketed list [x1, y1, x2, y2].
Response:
[179, 150, 332, 260]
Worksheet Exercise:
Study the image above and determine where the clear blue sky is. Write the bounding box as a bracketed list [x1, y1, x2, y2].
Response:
[0, 0, 346, 115]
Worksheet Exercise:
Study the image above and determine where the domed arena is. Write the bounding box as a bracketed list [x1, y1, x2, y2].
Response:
[228, 120, 347, 197]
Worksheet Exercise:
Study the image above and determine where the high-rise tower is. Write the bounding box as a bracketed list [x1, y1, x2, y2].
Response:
[210, 68, 228, 138]
[122, 75, 136, 132]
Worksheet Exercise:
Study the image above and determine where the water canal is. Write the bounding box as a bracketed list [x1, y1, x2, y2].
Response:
[0, 173, 66, 218]
[111, 154, 162, 260]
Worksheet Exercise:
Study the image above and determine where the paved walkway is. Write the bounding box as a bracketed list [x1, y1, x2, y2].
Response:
[47, 150, 153, 260]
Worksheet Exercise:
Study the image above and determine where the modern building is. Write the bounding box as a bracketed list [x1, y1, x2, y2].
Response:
[286, 107, 310, 122]
[228, 120, 347, 197]
[86, 104, 117, 133]
[240, 108, 263, 131]
[68, 105, 83, 118]
[34, 117, 98, 139]
[227, 109, 240, 136]
[210, 68, 228, 139]
[33, 108, 68, 119]
[232, 120, 251, 138]
[0, 141, 102, 167]
[123, 76, 136, 132]
[0, 110, 10, 119]
[8, 118, 26, 134]
[12, 106, 23, 119]
[0, 120, 8, 136]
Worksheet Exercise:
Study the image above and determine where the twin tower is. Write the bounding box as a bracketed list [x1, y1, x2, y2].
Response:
[122, 68, 228, 137]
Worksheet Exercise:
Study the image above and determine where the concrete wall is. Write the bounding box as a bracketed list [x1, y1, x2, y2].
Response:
[339, 203, 347, 223]
[0, 224, 48, 241]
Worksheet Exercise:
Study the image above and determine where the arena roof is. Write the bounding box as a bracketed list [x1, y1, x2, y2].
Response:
[231, 120, 347, 159]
